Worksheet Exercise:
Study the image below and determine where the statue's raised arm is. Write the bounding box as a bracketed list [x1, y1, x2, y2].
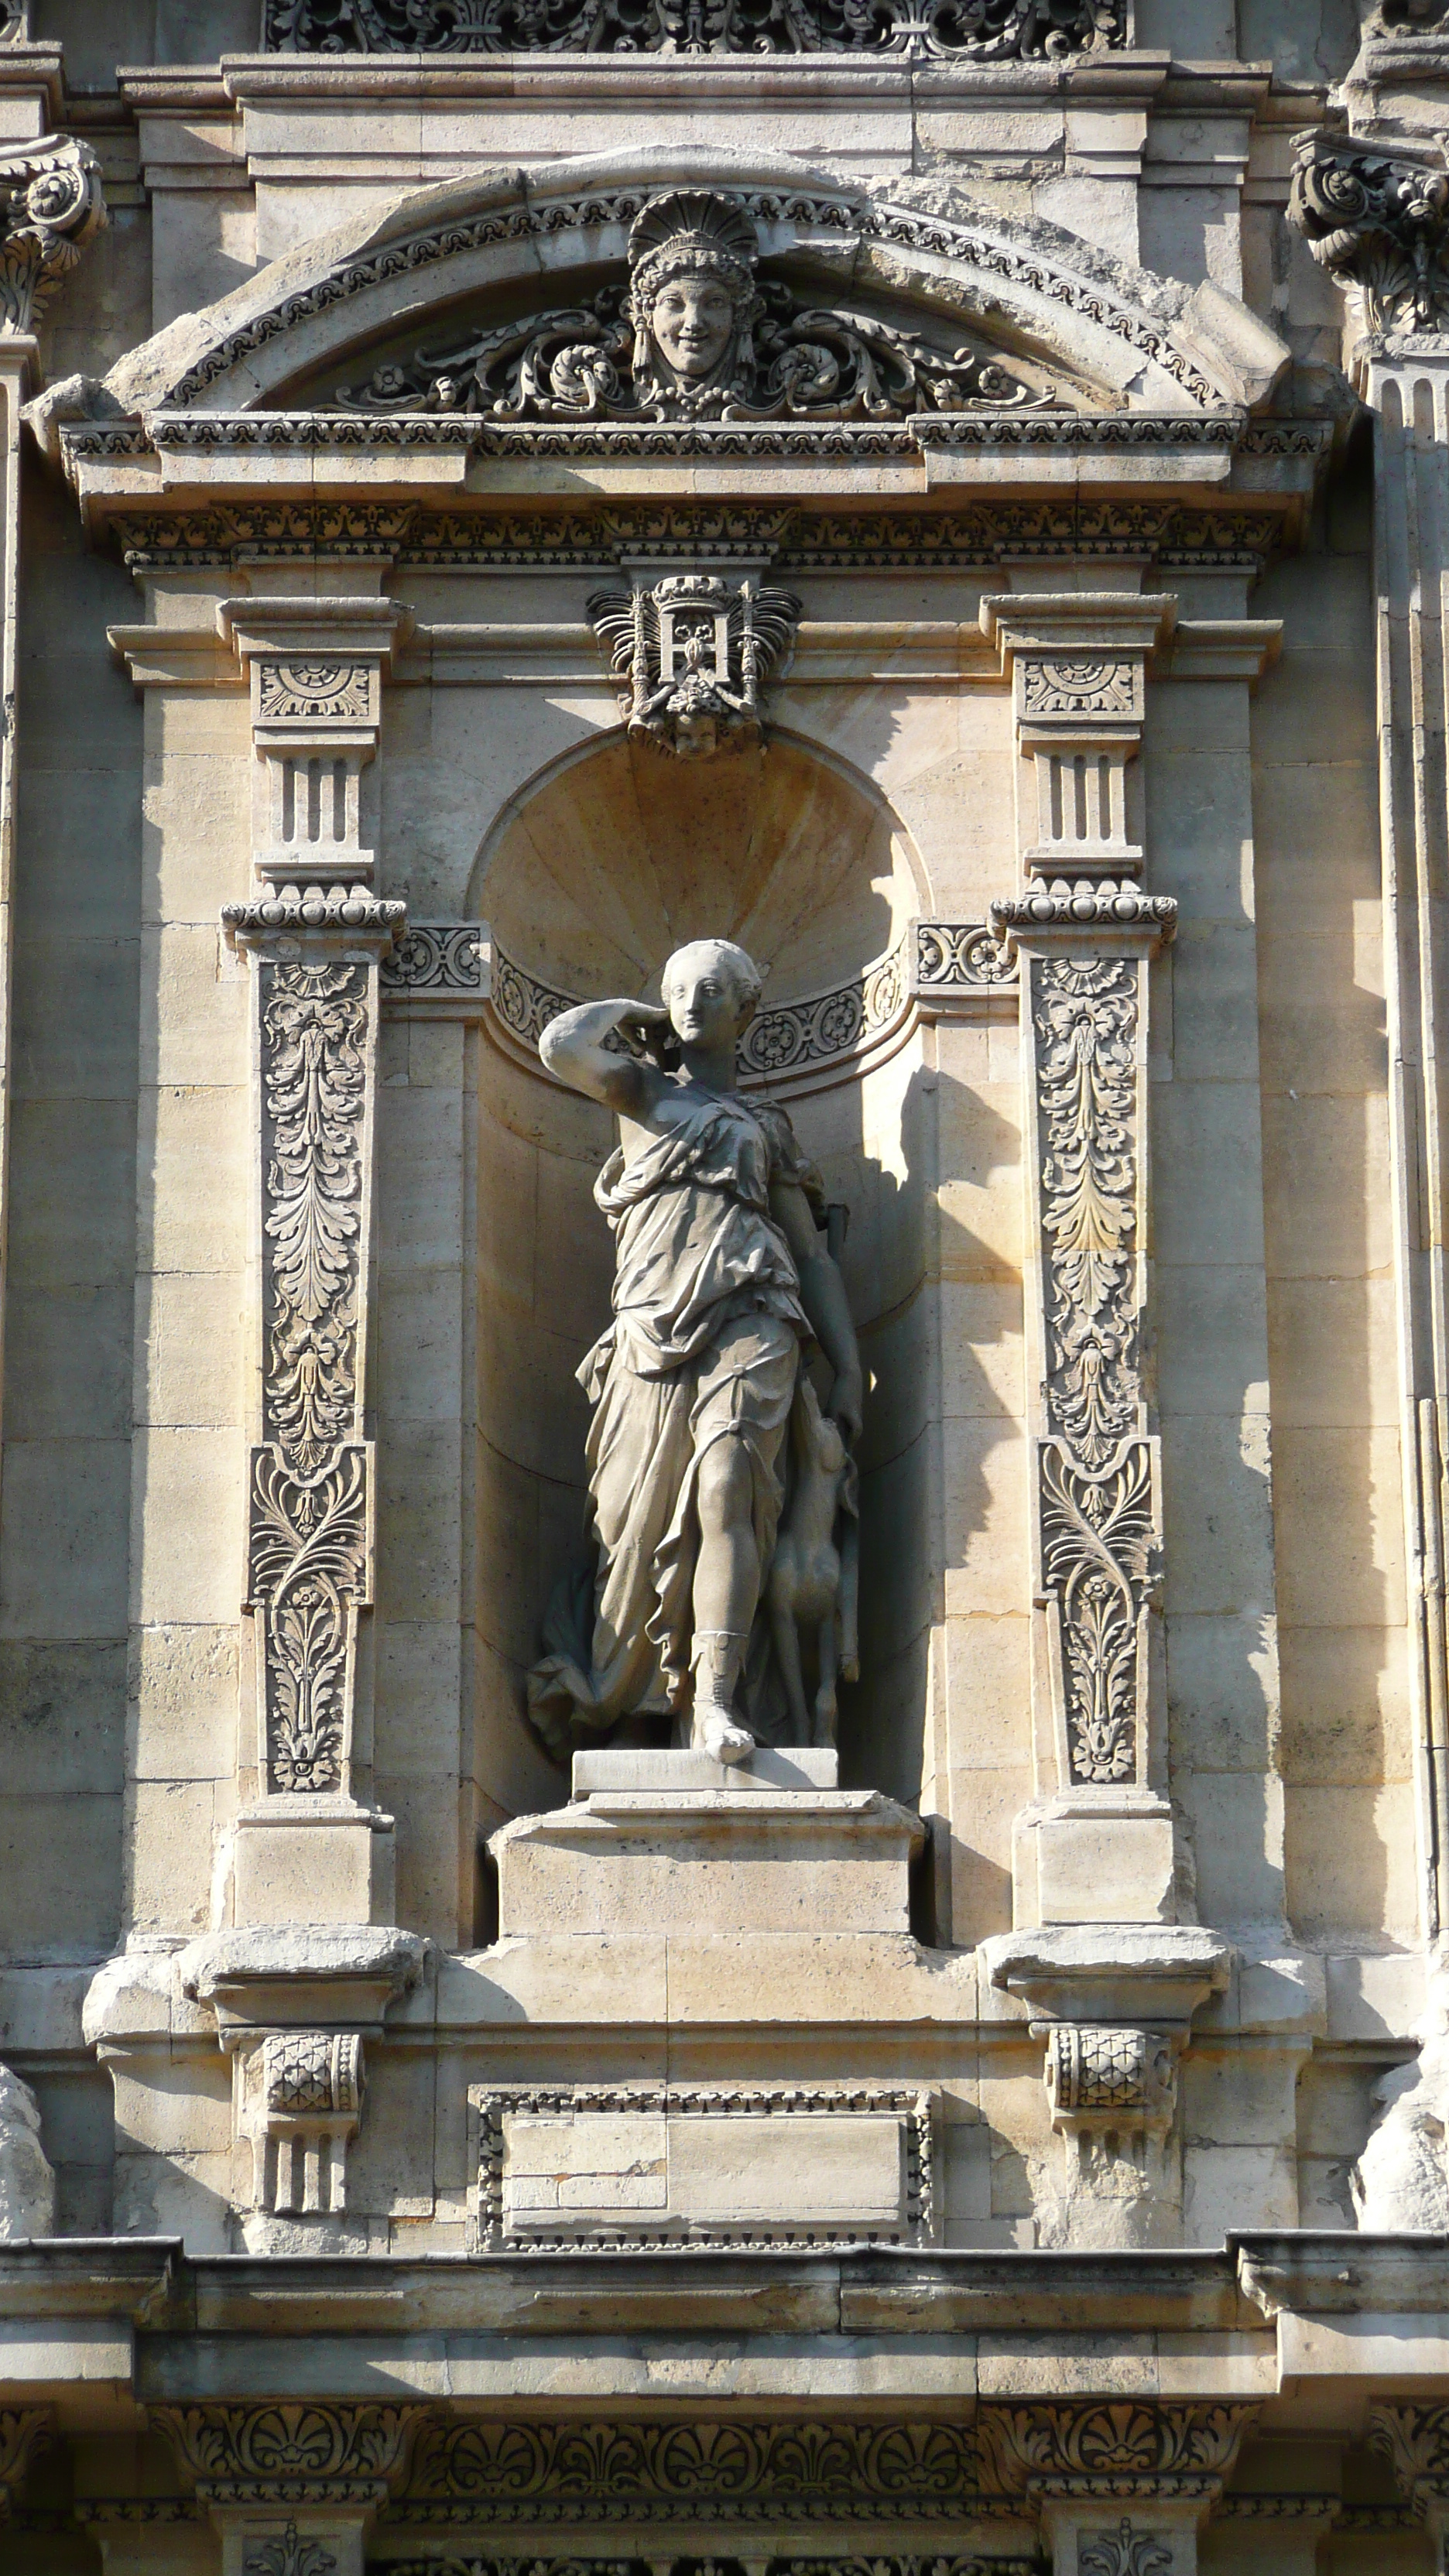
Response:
[529, 937, 862, 1769]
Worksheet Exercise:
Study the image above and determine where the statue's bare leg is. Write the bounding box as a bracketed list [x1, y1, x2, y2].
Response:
[691, 1437, 759, 1762]
[769, 1574, 811, 1742]
[814, 1612, 838, 1749]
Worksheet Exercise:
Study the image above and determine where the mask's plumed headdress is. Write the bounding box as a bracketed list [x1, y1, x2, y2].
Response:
[627, 191, 765, 346]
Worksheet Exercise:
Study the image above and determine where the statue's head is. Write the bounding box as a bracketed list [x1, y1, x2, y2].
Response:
[660, 937, 764, 1053]
[627, 192, 764, 405]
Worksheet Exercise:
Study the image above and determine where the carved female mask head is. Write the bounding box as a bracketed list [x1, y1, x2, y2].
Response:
[627, 190, 765, 409]
[660, 937, 764, 1055]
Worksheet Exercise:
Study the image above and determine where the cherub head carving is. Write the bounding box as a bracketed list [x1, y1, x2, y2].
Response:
[627, 191, 766, 411]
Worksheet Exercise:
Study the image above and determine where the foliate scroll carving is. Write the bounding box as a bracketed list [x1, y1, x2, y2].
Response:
[0, 2411, 50, 2520]
[1040, 1439, 1159, 1785]
[589, 572, 799, 758]
[224, 892, 403, 1800]
[1289, 132, 1449, 337]
[259, 959, 369, 1471]
[735, 946, 906, 1076]
[1370, 2403, 1449, 2514]
[916, 920, 1016, 988]
[247, 1440, 371, 1797]
[153, 2404, 422, 2508]
[975, 2402, 1255, 2502]
[0, 137, 105, 334]
[382, 923, 486, 999]
[340, 191, 1059, 427]
[1078, 2523, 1173, 2576]
[267, 0, 1122, 63]
[1034, 957, 1141, 1463]
[243, 2528, 337, 2576]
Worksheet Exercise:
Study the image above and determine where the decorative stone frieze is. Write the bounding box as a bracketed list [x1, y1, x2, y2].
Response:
[102, 495, 1294, 578]
[587, 570, 800, 757]
[263, 0, 1123, 63]
[1289, 131, 1449, 339]
[379, 923, 488, 1016]
[398, 2416, 985, 2523]
[481, 918, 1013, 1100]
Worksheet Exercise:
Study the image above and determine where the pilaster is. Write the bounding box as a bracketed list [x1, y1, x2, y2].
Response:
[983, 592, 1178, 1918]
[216, 595, 409, 1926]
[1290, 132, 1449, 1948]
[0, 134, 104, 1499]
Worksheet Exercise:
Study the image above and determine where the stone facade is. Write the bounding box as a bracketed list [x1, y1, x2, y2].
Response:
[0, 2, 1448, 2570]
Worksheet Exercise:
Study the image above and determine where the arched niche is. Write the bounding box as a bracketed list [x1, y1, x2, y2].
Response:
[468, 726, 939, 1828]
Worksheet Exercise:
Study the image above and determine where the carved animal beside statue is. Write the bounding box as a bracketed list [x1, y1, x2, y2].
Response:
[768, 1373, 860, 1749]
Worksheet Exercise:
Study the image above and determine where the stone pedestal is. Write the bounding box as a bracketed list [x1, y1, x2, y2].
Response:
[492, 1786, 923, 1938]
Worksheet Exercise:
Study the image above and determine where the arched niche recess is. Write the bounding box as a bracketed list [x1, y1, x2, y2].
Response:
[467, 726, 938, 1826]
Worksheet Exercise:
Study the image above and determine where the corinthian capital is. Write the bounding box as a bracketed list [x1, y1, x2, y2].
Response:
[0, 135, 105, 335]
[1289, 127, 1449, 336]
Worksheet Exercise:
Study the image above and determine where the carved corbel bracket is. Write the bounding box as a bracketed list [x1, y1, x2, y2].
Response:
[1288, 128, 1449, 342]
[977, 2396, 1258, 2576]
[179, 1925, 428, 2229]
[984, 1927, 1232, 2249]
[981, 594, 1175, 880]
[218, 596, 412, 883]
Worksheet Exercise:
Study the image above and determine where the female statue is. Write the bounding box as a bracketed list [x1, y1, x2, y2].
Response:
[527, 939, 862, 1766]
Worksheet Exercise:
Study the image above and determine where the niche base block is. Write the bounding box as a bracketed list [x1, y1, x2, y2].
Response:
[492, 1787, 923, 1938]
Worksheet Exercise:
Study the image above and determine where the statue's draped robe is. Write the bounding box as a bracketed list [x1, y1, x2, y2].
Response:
[528, 1087, 821, 1757]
